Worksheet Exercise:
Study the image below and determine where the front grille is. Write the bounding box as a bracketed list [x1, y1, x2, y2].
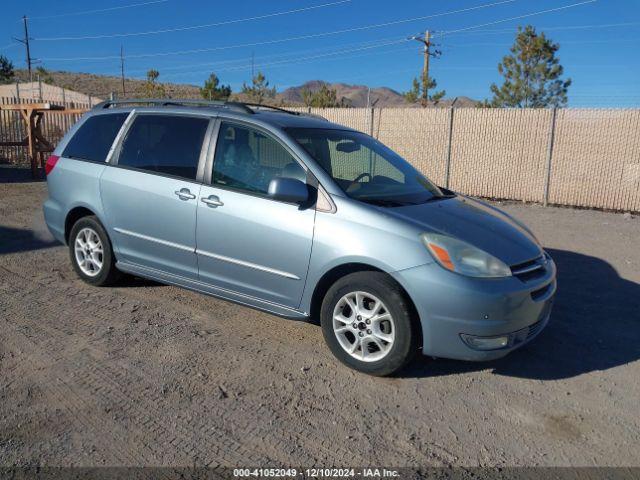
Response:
[531, 282, 552, 301]
[526, 318, 546, 340]
[511, 255, 546, 282]
[510, 318, 546, 346]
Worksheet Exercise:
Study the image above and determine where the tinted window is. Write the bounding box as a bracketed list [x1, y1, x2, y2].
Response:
[118, 115, 209, 180]
[287, 128, 447, 207]
[63, 113, 128, 162]
[212, 123, 305, 195]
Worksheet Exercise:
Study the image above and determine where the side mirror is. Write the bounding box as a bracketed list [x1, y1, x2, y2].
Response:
[268, 177, 309, 204]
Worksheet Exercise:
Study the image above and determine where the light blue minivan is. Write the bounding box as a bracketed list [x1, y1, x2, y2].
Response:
[44, 99, 556, 376]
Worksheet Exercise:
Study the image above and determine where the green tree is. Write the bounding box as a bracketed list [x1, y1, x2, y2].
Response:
[301, 84, 348, 108]
[485, 25, 571, 108]
[142, 69, 167, 97]
[241, 71, 276, 104]
[35, 65, 55, 85]
[200, 73, 231, 100]
[404, 75, 445, 106]
[0, 55, 15, 85]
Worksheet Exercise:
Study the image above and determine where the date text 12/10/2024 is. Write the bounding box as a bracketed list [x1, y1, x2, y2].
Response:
[233, 468, 401, 478]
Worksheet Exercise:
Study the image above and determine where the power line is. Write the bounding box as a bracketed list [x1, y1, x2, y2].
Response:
[439, 21, 640, 37]
[434, 0, 598, 37]
[37, 0, 518, 61]
[26, 0, 170, 20]
[34, 0, 353, 41]
[163, 41, 416, 78]
[447, 38, 640, 47]
[123, 35, 410, 75]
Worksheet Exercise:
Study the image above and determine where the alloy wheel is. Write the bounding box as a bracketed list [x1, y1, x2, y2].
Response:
[332, 291, 395, 362]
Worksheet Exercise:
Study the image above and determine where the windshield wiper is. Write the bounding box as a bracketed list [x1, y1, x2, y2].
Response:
[428, 194, 456, 201]
[360, 198, 410, 207]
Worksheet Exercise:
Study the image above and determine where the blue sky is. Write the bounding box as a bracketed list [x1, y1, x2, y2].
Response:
[1, 0, 639, 106]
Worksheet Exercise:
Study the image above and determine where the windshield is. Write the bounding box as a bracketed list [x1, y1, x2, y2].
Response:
[287, 128, 448, 207]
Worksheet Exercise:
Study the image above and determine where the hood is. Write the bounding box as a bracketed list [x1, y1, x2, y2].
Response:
[385, 196, 542, 266]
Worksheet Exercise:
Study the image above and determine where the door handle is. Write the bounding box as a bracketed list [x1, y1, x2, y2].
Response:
[175, 188, 196, 200]
[201, 195, 224, 208]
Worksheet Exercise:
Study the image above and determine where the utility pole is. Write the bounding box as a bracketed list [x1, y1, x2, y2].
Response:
[251, 51, 255, 79]
[14, 16, 34, 85]
[421, 30, 431, 102]
[120, 46, 126, 97]
[409, 30, 442, 105]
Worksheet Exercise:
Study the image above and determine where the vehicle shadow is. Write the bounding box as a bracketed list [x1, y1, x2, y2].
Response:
[401, 248, 640, 380]
[0, 165, 45, 183]
[0, 225, 58, 255]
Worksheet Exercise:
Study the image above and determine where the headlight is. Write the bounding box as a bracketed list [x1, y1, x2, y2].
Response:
[421, 233, 512, 278]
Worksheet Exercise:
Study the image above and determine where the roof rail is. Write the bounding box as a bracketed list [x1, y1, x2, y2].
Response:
[233, 102, 300, 116]
[93, 98, 253, 114]
[92, 98, 328, 120]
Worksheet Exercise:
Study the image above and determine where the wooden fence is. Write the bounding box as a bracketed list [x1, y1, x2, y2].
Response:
[1, 97, 638, 212]
[0, 96, 89, 166]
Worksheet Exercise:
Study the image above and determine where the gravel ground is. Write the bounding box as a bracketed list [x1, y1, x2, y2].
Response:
[1, 174, 639, 468]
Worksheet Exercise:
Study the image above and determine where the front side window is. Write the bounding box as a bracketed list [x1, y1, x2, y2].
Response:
[212, 122, 306, 195]
[63, 113, 128, 162]
[287, 128, 447, 207]
[118, 114, 209, 180]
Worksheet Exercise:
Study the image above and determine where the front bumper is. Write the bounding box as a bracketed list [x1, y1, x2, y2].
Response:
[391, 254, 556, 361]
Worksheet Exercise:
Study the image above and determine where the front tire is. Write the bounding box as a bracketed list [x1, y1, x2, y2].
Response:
[320, 272, 419, 376]
[69, 216, 121, 286]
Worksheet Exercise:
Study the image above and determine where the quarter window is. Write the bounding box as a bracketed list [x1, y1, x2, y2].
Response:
[212, 123, 306, 195]
[63, 113, 128, 162]
[118, 114, 209, 180]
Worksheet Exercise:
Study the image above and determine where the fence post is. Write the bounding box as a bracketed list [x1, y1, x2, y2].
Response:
[15, 81, 20, 101]
[88, 94, 93, 107]
[62, 87, 66, 105]
[444, 106, 455, 189]
[369, 107, 374, 137]
[543, 107, 558, 207]
[37, 74, 42, 101]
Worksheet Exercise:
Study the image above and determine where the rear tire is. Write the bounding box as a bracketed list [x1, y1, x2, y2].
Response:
[69, 216, 121, 286]
[320, 271, 419, 376]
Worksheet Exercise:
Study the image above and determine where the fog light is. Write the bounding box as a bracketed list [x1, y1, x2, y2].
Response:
[460, 334, 510, 351]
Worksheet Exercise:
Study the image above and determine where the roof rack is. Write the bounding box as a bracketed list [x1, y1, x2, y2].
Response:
[92, 98, 327, 120]
[93, 98, 254, 114]
[236, 102, 327, 120]
[234, 102, 300, 115]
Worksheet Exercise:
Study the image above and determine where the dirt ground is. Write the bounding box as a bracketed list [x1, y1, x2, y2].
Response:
[1, 171, 639, 468]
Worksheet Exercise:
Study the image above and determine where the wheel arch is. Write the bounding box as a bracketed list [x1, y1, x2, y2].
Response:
[309, 263, 423, 347]
[64, 206, 99, 244]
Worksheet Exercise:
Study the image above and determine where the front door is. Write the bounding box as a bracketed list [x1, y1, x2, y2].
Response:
[196, 121, 315, 308]
[100, 113, 211, 279]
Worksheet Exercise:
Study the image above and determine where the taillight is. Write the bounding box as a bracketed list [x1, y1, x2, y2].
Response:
[45, 155, 60, 176]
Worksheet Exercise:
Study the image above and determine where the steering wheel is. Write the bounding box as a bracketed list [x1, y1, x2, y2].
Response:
[347, 172, 372, 191]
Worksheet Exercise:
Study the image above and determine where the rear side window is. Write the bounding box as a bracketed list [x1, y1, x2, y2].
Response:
[117, 114, 209, 180]
[63, 113, 128, 162]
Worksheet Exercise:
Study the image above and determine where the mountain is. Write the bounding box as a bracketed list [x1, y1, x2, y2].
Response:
[12, 70, 477, 107]
[278, 81, 478, 108]
[14, 69, 201, 100]
[279, 80, 408, 107]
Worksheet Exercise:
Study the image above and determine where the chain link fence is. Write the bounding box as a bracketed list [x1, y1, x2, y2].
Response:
[295, 107, 640, 212]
